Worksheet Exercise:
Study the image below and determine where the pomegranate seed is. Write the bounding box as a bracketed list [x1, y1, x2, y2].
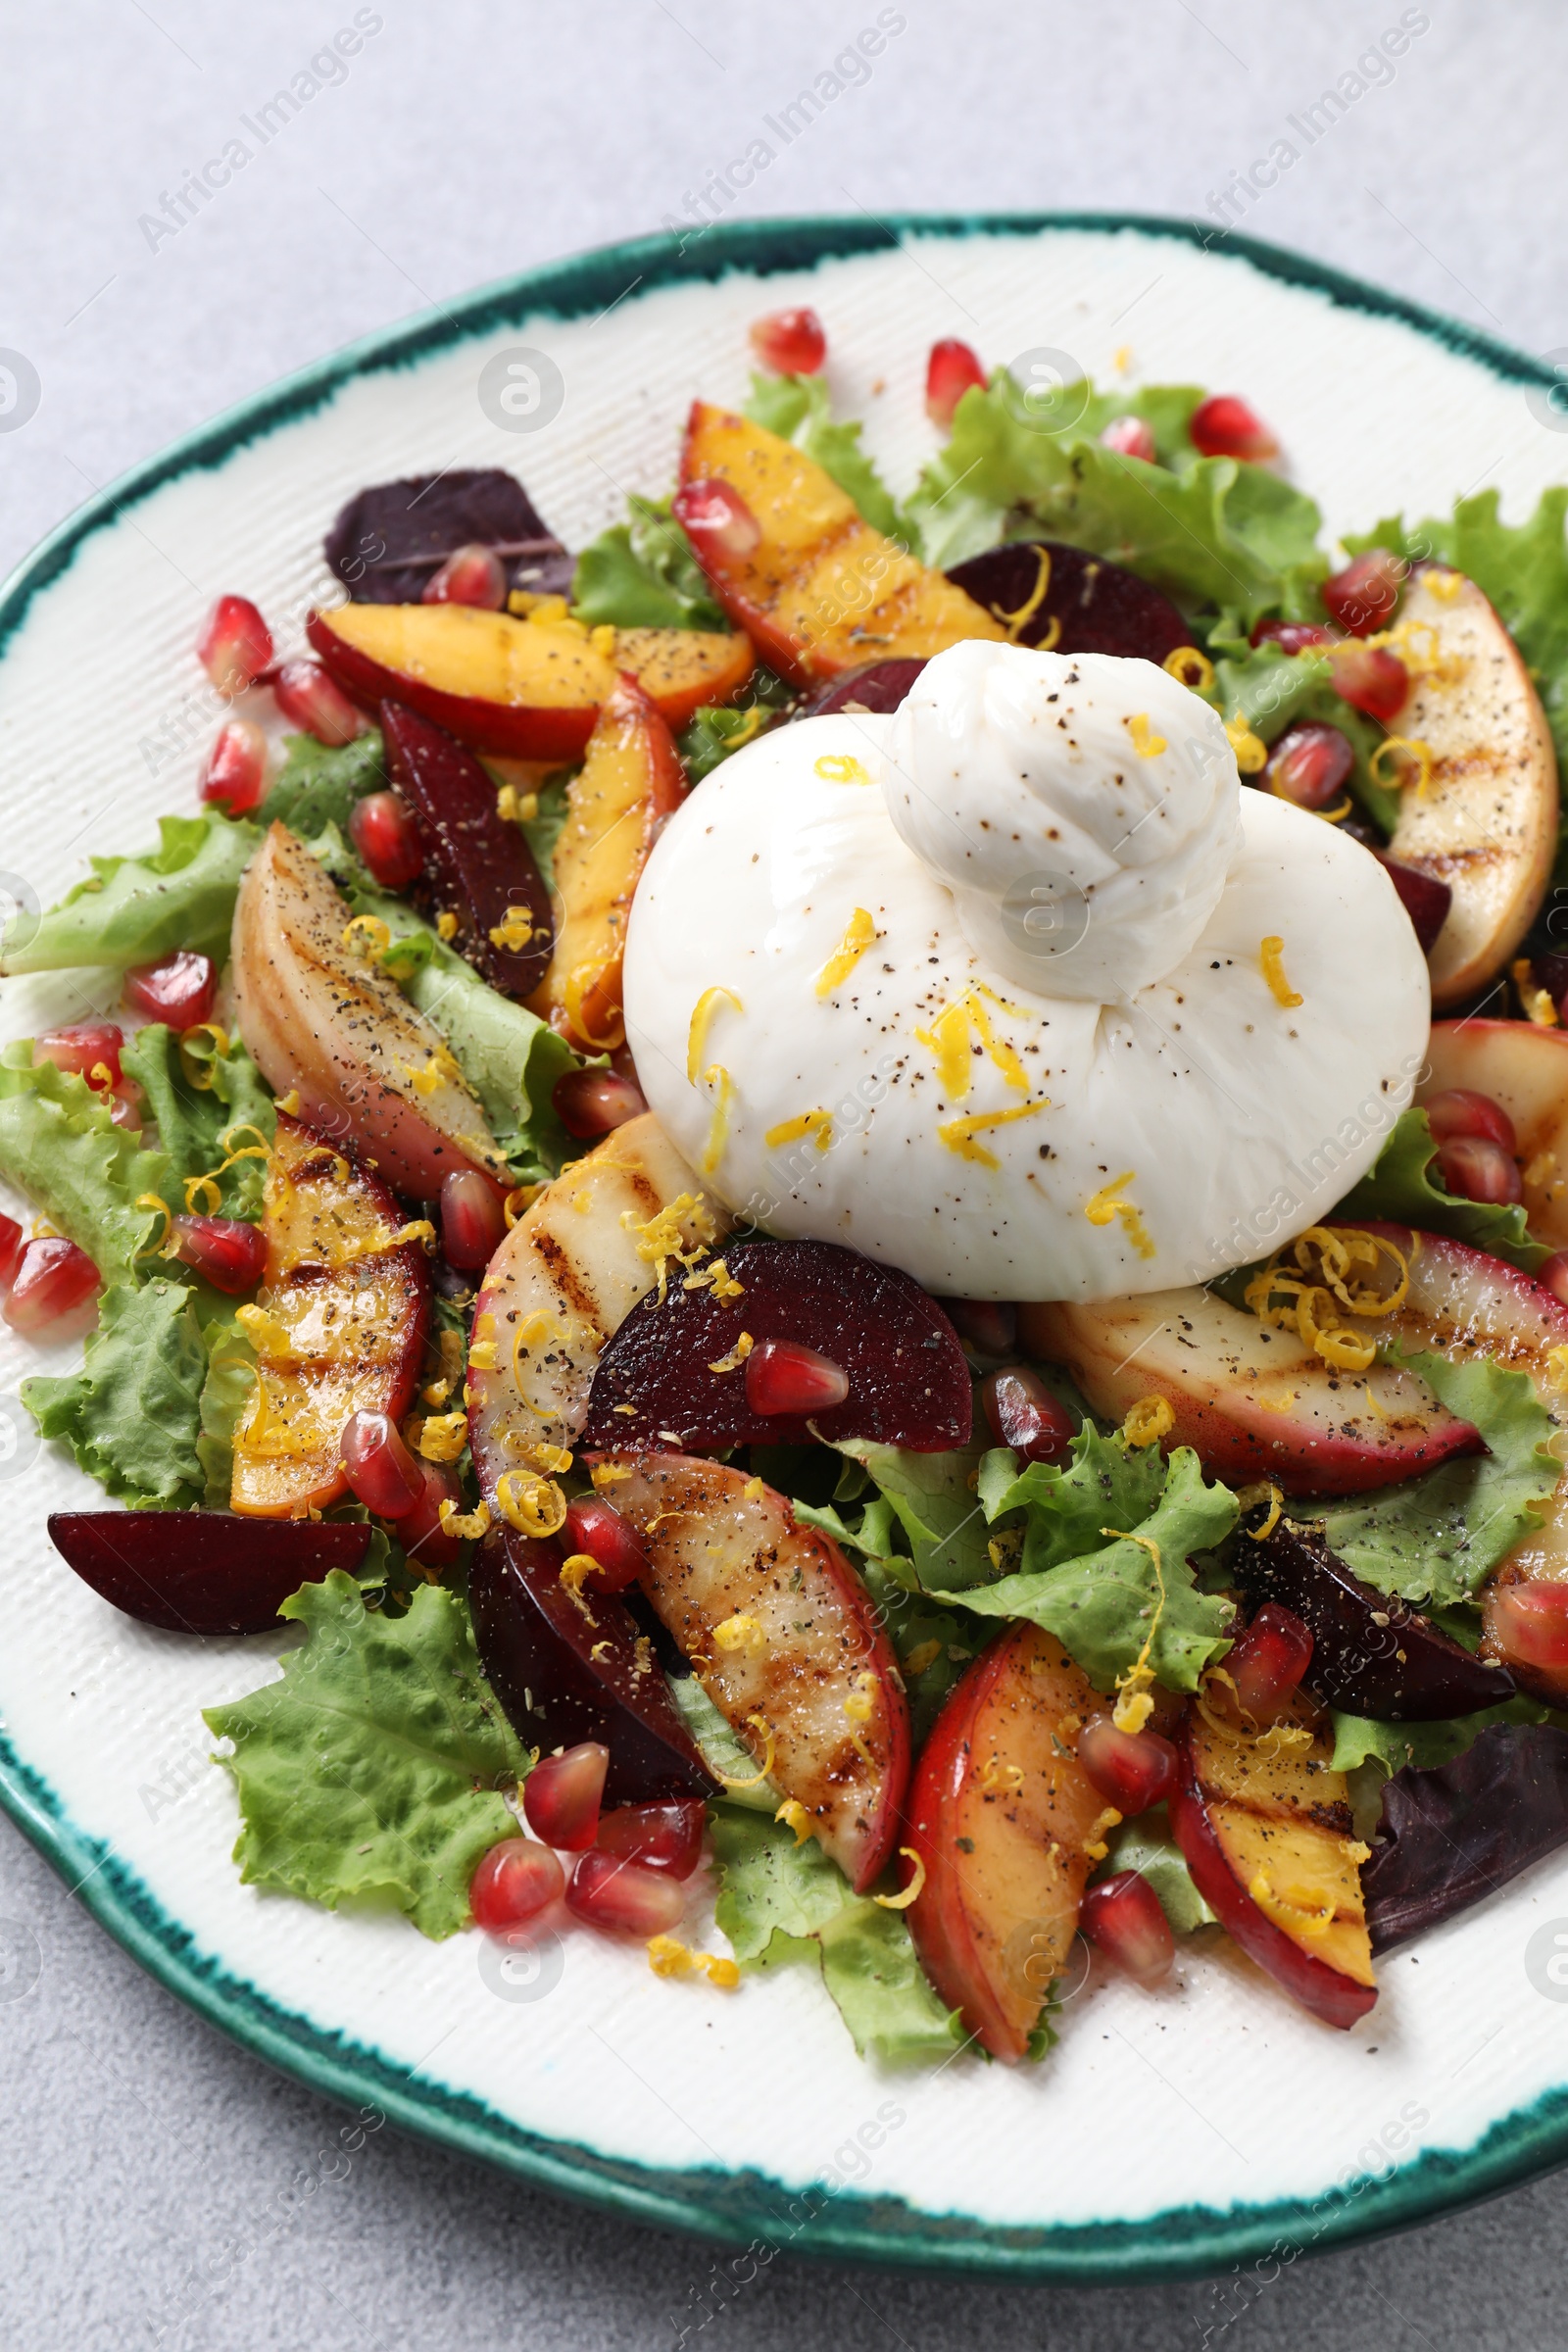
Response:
[469, 1838, 564, 1929]
[273, 659, 363, 747]
[340, 1408, 424, 1519]
[400, 1458, 466, 1569]
[201, 717, 269, 813]
[596, 1800, 706, 1878]
[925, 338, 986, 428]
[1538, 1251, 1568, 1308]
[347, 789, 424, 890]
[1227, 1601, 1314, 1721]
[422, 544, 508, 609]
[566, 1848, 687, 1937]
[981, 1366, 1075, 1466]
[551, 1068, 648, 1139]
[1263, 722, 1354, 810]
[1101, 415, 1157, 463]
[1376, 852, 1451, 955]
[439, 1169, 507, 1273]
[1077, 1718, 1178, 1815]
[1491, 1580, 1568, 1670]
[749, 307, 825, 375]
[0, 1214, 24, 1292]
[3, 1237, 100, 1338]
[1250, 618, 1337, 655]
[561, 1496, 646, 1592]
[1081, 1871, 1176, 1987]
[672, 479, 762, 564]
[1323, 548, 1402, 637]
[1423, 1088, 1516, 1153]
[123, 951, 219, 1031]
[108, 1081, 145, 1132]
[1329, 642, 1408, 724]
[34, 1024, 122, 1091]
[524, 1742, 610, 1851]
[197, 594, 273, 697]
[171, 1213, 268, 1296]
[1437, 1135, 1522, 1205]
[943, 1298, 1017, 1358]
[745, 1336, 850, 1417]
[1190, 394, 1279, 463]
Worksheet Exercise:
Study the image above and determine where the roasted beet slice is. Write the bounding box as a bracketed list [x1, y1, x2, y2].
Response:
[468, 1527, 714, 1804]
[379, 701, 553, 999]
[803, 658, 929, 716]
[580, 1236, 971, 1452]
[1374, 852, 1452, 956]
[945, 540, 1192, 664]
[1363, 1724, 1568, 1951]
[48, 1511, 371, 1636]
[1235, 1512, 1513, 1720]
[324, 468, 572, 605]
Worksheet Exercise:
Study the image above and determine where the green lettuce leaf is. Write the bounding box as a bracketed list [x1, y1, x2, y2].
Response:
[572, 494, 728, 631]
[1315, 1350, 1560, 1604]
[743, 372, 902, 539]
[833, 1436, 998, 1592]
[1328, 1694, 1554, 1776]
[709, 1805, 959, 2064]
[1100, 1809, 1216, 1933]
[121, 1023, 275, 1220]
[0, 1046, 168, 1278]
[938, 1446, 1238, 1692]
[980, 1422, 1165, 1579]
[1347, 489, 1568, 868]
[1337, 1106, 1547, 1271]
[203, 1572, 529, 1939]
[23, 1276, 209, 1506]
[258, 729, 386, 837]
[195, 1312, 258, 1506]
[1, 813, 259, 974]
[904, 374, 1326, 615]
[666, 1674, 779, 1810]
[1203, 627, 1397, 830]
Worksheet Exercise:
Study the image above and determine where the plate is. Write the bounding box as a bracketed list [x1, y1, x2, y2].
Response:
[3, 213, 1568, 2283]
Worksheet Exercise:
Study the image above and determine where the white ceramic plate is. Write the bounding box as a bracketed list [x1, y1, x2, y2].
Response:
[4, 214, 1568, 2279]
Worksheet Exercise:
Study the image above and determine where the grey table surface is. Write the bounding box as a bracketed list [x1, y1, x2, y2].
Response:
[3, 3, 1567, 2345]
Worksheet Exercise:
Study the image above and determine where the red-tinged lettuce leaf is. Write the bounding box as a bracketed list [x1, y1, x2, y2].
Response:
[203, 1571, 530, 1939]
[324, 469, 572, 605]
[1363, 1722, 1568, 1951]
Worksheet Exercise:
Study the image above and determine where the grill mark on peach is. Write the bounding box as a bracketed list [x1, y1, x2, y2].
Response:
[530, 1226, 603, 1327]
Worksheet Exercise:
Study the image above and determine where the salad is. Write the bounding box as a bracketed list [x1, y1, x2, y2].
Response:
[9, 298, 1568, 2068]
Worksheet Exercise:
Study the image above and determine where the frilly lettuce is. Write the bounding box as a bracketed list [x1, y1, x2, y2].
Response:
[1313, 1350, 1559, 1606]
[121, 1022, 275, 1221]
[0, 1046, 168, 1278]
[258, 729, 386, 837]
[709, 1805, 959, 2065]
[0, 812, 258, 974]
[203, 1572, 530, 1940]
[572, 494, 729, 632]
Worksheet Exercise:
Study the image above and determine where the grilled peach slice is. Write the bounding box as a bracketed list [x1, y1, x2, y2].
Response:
[232, 822, 510, 1199]
[901, 1624, 1107, 2062]
[1385, 567, 1555, 1009]
[675, 401, 1004, 685]
[466, 1112, 729, 1484]
[308, 604, 753, 761]
[604, 1454, 909, 1891]
[1019, 1272, 1482, 1496]
[529, 673, 687, 1053]
[1170, 1693, 1376, 2029]
[229, 1115, 430, 1519]
[1421, 1017, 1568, 1250]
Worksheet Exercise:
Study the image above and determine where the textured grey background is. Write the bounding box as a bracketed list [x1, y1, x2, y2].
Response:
[2, 3, 1566, 2346]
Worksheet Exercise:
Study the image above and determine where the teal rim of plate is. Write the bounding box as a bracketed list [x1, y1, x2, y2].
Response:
[2, 210, 1564, 2281]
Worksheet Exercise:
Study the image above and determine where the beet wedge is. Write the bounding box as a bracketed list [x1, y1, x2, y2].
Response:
[379, 701, 554, 1000]
[945, 540, 1192, 664]
[1236, 1510, 1514, 1721]
[468, 1527, 713, 1805]
[48, 1511, 371, 1636]
[580, 1236, 970, 1452]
